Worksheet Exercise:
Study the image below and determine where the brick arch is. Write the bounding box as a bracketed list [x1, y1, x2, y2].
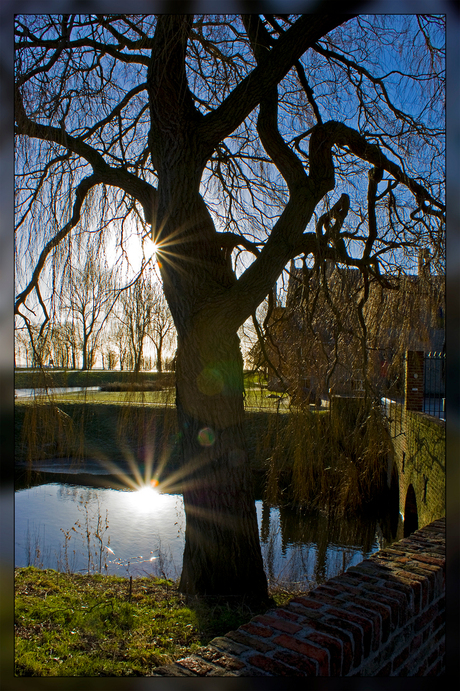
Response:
[403, 483, 418, 537]
[389, 464, 400, 539]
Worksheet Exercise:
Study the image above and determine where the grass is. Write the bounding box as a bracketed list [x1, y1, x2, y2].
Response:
[13, 371, 392, 676]
[15, 384, 389, 517]
[15, 566, 290, 677]
[14, 369, 171, 390]
[15, 367, 266, 391]
[14, 371, 297, 475]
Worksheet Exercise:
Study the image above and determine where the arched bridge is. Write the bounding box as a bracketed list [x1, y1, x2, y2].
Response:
[383, 351, 445, 540]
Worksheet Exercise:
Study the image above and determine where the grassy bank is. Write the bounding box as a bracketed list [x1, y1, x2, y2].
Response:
[15, 566, 285, 677]
[14, 369, 173, 390]
[14, 388, 290, 477]
[15, 376, 390, 515]
[14, 368, 267, 390]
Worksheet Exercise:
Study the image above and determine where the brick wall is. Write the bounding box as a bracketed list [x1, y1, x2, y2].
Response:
[405, 350, 424, 412]
[151, 518, 445, 677]
[386, 400, 445, 532]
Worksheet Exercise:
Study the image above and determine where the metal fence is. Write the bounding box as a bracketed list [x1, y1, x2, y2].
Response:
[423, 351, 445, 418]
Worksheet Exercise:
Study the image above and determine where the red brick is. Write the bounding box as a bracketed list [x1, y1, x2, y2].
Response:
[382, 579, 414, 608]
[347, 603, 381, 650]
[403, 564, 435, 601]
[198, 648, 246, 671]
[430, 622, 445, 644]
[414, 603, 439, 631]
[252, 614, 302, 635]
[290, 596, 324, 611]
[272, 634, 330, 675]
[379, 547, 411, 560]
[393, 643, 411, 670]
[360, 586, 403, 628]
[438, 639, 445, 656]
[414, 573, 430, 609]
[306, 631, 343, 675]
[226, 629, 276, 654]
[325, 615, 363, 667]
[412, 554, 445, 568]
[323, 579, 362, 597]
[306, 591, 339, 607]
[394, 570, 423, 613]
[247, 653, 304, 676]
[273, 608, 300, 622]
[410, 632, 423, 653]
[296, 616, 354, 674]
[153, 663, 196, 676]
[377, 660, 392, 675]
[431, 612, 445, 636]
[409, 560, 443, 582]
[317, 584, 348, 598]
[428, 647, 439, 666]
[427, 659, 442, 676]
[209, 636, 249, 656]
[417, 658, 429, 675]
[176, 656, 215, 676]
[240, 622, 274, 638]
[273, 649, 317, 675]
[327, 606, 372, 657]
[344, 564, 380, 583]
[351, 596, 391, 642]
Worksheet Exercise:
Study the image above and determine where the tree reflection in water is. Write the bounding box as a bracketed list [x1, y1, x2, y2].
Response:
[259, 499, 395, 591]
[16, 479, 396, 588]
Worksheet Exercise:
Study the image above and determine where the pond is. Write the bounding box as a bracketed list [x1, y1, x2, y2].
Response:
[15, 477, 395, 590]
[15, 387, 101, 398]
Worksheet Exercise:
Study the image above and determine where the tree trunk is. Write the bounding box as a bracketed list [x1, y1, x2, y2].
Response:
[149, 175, 270, 600]
[134, 340, 143, 374]
[147, 16, 270, 598]
[174, 324, 268, 603]
[156, 336, 163, 373]
[81, 339, 88, 370]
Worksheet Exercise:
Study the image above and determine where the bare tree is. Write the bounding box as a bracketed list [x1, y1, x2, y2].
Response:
[14, 14, 445, 600]
[116, 274, 155, 374]
[61, 245, 117, 370]
[15, 320, 37, 368]
[147, 282, 175, 373]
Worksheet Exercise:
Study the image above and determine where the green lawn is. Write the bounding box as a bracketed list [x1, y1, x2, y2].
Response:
[15, 566, 286, 677]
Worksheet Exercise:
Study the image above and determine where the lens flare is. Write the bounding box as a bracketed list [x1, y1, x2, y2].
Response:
[197, 427, 215, 447]
[197, 367, 224, 396]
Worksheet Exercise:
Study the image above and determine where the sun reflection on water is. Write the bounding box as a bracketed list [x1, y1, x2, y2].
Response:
[130, 480, 162, 512]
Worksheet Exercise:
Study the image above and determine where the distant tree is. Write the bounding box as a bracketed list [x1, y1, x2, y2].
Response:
[102, 347, 118, 371]
[17, 320, 52, 369]
[15, 14, 445, 601]
[15, 321, 36, 368]
[116, 274, 156, 374]
[61, 246, 117, 370]
[60, 320, 80, 370]
[107, 320, 131, 371]
[147, 283, 175, 373]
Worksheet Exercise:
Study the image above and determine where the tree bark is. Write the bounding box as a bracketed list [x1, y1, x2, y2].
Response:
[175, 323, 268, 602]
[155, 339, 163, 373]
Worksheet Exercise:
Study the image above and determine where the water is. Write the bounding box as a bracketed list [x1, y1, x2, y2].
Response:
[15, 481, 390, 589]
[15, 387, 100, 398]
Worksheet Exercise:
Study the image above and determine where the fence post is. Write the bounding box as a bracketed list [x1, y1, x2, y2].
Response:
[405, 350, 424, 412]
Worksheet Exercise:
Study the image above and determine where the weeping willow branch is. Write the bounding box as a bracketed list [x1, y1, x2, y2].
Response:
[15, 173, 102, 315]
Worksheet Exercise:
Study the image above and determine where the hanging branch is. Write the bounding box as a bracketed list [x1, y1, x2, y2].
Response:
[15, 173, 102, 315]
